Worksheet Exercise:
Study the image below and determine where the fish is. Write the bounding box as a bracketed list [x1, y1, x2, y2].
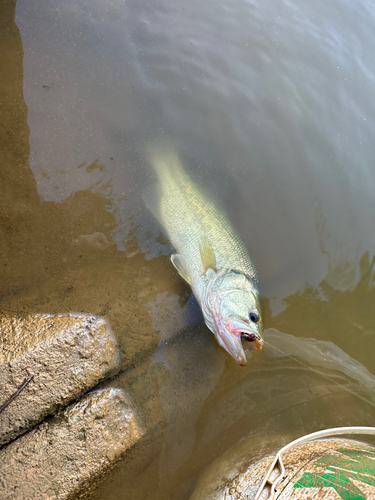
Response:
[143, 147, 263, 366]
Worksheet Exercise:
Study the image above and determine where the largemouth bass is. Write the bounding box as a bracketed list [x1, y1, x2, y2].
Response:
[144, 148, 263, 365]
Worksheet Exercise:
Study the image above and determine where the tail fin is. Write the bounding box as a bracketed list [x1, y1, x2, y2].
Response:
[143, 143, 189, 225]
[146, 144, 186, 184]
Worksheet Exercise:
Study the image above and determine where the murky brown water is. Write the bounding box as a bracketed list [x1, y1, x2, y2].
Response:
[1, 0, 374, 498]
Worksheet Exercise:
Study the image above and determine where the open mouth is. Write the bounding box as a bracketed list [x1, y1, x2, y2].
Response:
[241, 332, 263, 350]
[216, 318, 264, 364]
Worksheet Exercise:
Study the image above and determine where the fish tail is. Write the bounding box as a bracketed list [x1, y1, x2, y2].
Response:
[146, 144, 186, 184]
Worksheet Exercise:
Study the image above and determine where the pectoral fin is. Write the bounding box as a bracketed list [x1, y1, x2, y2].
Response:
[171, 254, 192, 285]
[199, 237, 216, 274]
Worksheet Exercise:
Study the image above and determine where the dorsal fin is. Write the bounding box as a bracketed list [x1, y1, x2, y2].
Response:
[199, 237, 216, 274]
[171, 254, 192, 285]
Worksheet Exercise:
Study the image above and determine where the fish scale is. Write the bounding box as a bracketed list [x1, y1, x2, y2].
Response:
[144, 147, 263, 365]
[152, 153, 257, 294]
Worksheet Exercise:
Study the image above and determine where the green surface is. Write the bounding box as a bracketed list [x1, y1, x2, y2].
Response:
[294, 446, 375, 499]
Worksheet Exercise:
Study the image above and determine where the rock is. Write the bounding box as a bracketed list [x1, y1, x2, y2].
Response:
[0, 313, 121, 447]
[0, 388, 144, 499]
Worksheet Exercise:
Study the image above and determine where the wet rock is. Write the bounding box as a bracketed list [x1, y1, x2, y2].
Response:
[0, 388, 144, 499]
[0, 313, 120, 447]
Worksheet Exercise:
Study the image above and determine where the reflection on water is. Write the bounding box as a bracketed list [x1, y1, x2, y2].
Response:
[14, 0, 375, 300]
[1, 0, 375, 498]
[265, 328, 375, 395]
[266, 251, 375, 370]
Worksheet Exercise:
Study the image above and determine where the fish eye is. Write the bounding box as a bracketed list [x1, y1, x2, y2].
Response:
[249, 312, 259, 323]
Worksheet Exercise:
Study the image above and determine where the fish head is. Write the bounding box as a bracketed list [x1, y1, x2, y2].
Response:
[203, 271, 263, 366]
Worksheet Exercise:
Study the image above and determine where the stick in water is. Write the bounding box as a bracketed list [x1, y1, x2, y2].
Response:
[0, 375, 34, 414]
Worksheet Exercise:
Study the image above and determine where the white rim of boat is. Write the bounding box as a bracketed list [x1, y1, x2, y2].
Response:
[254, 426, 375, 500]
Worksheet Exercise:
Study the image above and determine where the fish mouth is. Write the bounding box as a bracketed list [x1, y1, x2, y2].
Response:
[217, 325, 263, 367]
[218, 331, 248, 366]
[226, 318, 264, 351]
[213, 315, 263, 366]
[241, 332, 263, 351]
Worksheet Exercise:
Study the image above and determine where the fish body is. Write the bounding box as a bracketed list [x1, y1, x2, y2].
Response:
[144, 148, 263, 365]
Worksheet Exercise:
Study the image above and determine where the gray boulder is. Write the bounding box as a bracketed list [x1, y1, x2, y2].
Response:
[0, 388, 144, 499]
[0, 313, 120, 446]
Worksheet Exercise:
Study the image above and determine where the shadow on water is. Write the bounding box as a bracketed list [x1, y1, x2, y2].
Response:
[93, 254, 375, 500]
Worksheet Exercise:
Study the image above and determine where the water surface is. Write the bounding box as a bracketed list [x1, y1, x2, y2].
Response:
[0, 0, 374, 498]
